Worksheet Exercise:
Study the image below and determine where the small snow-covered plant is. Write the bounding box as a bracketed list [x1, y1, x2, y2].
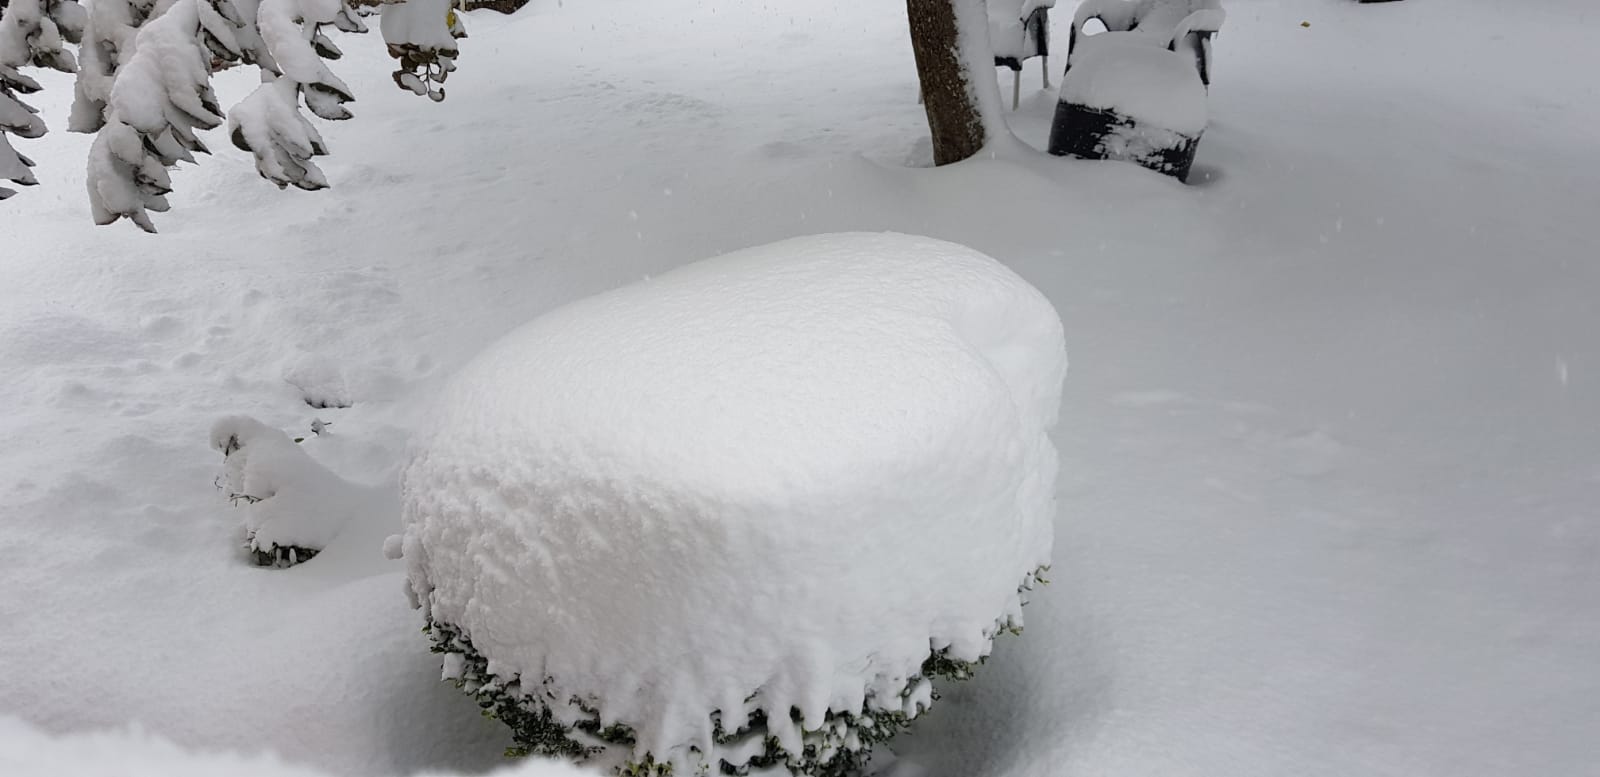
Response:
[399, 233, 1069, 776]
[211, 415, 360, 567]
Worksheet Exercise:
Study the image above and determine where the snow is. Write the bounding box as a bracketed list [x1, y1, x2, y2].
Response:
[258, 0, 350, 96]
[949, 0, 1010, 145]
[0, 716, 596, 777]
[988, 0, 1054, 62]
[1, 1, 1599, 776]
[401, 232, 1066, 771]
[380, 0, 455, 54]
[1062, 33, 1206, 133]
[101, 0, 213, 134]
[228, 73, 333, 190]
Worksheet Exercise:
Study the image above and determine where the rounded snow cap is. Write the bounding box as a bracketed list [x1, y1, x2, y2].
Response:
[402, 232, 1067, 772]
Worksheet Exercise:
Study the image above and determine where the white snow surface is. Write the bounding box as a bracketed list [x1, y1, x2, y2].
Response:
[0, 716, 596, 777]
[1062, 33, 1207, 132]
[402, 232, 1066, 768]
[2, 1, 1600, 777]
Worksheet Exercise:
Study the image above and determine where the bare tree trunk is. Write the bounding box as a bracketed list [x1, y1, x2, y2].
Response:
[907, 0, 1007, 165]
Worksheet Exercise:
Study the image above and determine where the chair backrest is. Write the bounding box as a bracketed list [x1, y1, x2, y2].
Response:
[1074, 0, 1220, 34]
[989, 0, 1055, 64]
[1069, 0, 1223, 84]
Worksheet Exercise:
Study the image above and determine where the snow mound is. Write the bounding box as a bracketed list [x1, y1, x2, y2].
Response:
[1063, 33, 1208, 133]
[0, 716, 595, 777]
[211, 416, 363, 564]
[400, 232, 1067, 772]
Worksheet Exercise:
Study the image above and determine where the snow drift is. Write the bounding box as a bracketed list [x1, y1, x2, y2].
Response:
[399, 232, 1068, 773]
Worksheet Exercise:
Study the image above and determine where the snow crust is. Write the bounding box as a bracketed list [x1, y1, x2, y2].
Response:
[1062, 34, 1207, 133]
[0, 716, 594, 777]
[402, 232, 1067, 769]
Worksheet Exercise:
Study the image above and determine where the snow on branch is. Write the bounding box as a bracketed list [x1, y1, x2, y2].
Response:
[381, 0, 460, 101]
[0, 0, 84, 197]
[227, 0, 365, 191]
[85, 0, 242, 231]
[68, 0, 159, 133]
[0, 0, 86, 73]
[0, 130, 36, 198]
[229, 73, 331, 190]
[7, 0, 458, 222]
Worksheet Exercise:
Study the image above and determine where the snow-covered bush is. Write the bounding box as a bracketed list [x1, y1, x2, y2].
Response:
[211, 415, 362, 567]
[398, 233, 1068, 776]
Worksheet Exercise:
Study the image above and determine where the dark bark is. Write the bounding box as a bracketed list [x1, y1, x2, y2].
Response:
[907, 0, 988, 165]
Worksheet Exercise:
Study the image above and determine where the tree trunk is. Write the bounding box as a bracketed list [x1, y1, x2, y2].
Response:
[907, 0, 1007, 165]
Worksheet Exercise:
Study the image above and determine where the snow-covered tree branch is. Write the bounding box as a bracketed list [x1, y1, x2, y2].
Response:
[0, 0, 84, 197]
[67, 0, 156, 133]
[83, 0, 245, 231]
[3, 0, 454, 226]
[224, 0, 364, 195]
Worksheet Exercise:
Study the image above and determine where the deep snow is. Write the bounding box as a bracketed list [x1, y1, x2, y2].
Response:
[0, 716, 591, 777]
[2, 1, 1599, 776]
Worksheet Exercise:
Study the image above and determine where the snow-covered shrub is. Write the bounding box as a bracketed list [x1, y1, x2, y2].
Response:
[211, 416, 361, 567]
[398, 233, 1068, 776]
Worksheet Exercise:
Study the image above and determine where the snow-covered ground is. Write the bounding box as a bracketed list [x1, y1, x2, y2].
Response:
[2, 1, 1598, 775]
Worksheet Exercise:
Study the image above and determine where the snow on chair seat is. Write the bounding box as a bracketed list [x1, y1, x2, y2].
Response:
[989, 0, 1057, 110]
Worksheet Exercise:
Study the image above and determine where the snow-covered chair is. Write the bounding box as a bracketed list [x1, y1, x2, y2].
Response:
[1067, 0, 1224, 87]
[988, 0, 1056, 110]
[1047, 33, 1208, 181]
